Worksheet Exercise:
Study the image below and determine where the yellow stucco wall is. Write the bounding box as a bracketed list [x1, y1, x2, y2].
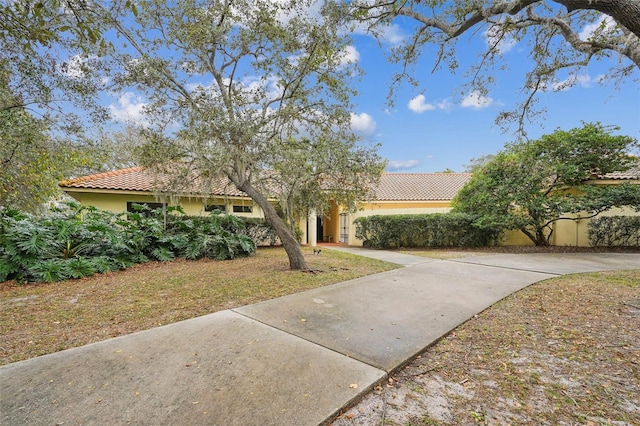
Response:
[341, 200, 640, 248]
[551, 207, 640, 247]
[501, 230, 535, 246]
[63, 190, 265, 219]
[493, 206, 640, 247]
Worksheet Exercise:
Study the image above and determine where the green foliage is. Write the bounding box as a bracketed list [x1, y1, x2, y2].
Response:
[0, 202, 256, 284]
[354, 213, 502, 249]
[453, 123, 640, 246]
[588, 216, 640, 247]
[102, 0, 385, 270]
[0, 2, 143, 212]
[241, 218, 281, 246]
[0, 105, 70, 212]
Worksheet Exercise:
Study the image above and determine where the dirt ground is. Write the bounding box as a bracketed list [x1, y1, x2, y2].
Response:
[332, 269, 640, 425]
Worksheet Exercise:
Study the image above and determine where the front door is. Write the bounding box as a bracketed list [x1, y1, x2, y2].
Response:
[316, 217, 323, 242]
[339, 213, 349, 244]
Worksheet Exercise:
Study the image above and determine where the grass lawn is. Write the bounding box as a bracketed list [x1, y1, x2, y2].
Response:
[0, 246, 398, 365]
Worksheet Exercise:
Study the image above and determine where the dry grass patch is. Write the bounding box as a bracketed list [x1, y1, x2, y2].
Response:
[0, 246, 397, 365]
[334, 269, 640, 425]
[399, 249, 491, 260]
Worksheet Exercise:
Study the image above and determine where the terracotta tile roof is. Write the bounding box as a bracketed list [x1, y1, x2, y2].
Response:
[59, 166, 248, 197]
[600, 169, 640, 180]
[60, 168, 473, 201]
[371, 173, 472, 201]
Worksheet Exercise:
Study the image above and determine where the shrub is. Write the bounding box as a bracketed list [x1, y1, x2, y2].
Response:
[0, 203, 256, 283]
[588, 216, 640, 247]
[354, 213, 503, 249]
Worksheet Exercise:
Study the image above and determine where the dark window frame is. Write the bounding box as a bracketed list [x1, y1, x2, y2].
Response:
[205, 204, 227, 212]
[232, 205, 253, 213]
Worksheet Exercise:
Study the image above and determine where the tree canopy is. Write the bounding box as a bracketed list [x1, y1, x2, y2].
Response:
[0, 0, 131, 210]
[357, 0, 640, 134]
[99, 0, 385, 269]
[0, 71, 100, 212]
[453, 123, 640, 246]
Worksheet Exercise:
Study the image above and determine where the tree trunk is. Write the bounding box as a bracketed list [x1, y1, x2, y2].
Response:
[556, 0, 640, 39]
[535, 228, 551, 246]
[234, 179, 309, 270]
[520, 225, 551, 246]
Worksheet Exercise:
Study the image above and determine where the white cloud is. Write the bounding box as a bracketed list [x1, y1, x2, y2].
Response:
[579, 15, 617, 41]
[461, 91, 493, 109]
[387, 160, 419, 171]
[484, 25, 517, 54]
[109, 92, 149, 126]
[408, 94, 436, 113]
[350, 112, 377, 136]
[408, 94, 454, 113]
[378, 23, 405, 45]
[340, 45, 360, 66]
[59, 54, 99, 79]
[552, 74, 600, 91]
[436, 98, 454, 112]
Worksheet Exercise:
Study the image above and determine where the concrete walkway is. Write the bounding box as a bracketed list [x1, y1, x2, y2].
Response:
[2, 249, 639, 425]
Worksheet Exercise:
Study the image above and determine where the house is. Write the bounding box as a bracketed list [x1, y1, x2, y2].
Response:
[58, 166, 264, 218]
[59, 168, 472, 246]
[60, 167, 639, 247]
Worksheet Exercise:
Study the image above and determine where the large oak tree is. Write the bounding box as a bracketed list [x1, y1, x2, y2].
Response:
[100, 0, 385, 269]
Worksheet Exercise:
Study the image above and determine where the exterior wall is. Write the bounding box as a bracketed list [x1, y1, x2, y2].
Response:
[63, 190, 265, 219]
[322, 200, 341, 243]
[501, 230, 535, 246]
[340, 201, 640, 248]
[499, 206, 640, 247]
[552, 207, 640, 247]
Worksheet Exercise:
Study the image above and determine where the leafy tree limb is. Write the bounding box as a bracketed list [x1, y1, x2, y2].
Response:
[355, 0, 639, 135]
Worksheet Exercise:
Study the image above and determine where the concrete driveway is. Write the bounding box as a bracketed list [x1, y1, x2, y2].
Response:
[2, 249, 638, 425]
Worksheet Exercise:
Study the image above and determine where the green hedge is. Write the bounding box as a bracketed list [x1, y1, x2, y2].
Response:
[0, 203, 257, 283]
[588, 216, 640, 247]
[354, 213, 502, 249]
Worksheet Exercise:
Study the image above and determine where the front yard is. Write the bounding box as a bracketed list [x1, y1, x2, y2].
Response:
[0, 246, 397, 365]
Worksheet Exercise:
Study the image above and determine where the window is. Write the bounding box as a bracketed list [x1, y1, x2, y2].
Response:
[126, 202, 166, 214]
[205, 204, 226, 212]
[232, 205, 252, 213]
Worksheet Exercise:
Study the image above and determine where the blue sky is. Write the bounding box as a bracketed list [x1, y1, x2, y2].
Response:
[105, 8, 640, 174]
[346, 20, 640, 173]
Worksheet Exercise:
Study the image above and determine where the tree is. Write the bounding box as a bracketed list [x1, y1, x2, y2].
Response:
[0, 0, 113, 117]
[101, 0, 385, 270]
[0, 1, 133, 210]
[0, 0, 117, 52]
[357, 0, 640, 134]
[452, 123, 640, 246]
[0, 103, 88, 212]
[81, 126, 146, 174]
[463, 154, 495, 173]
